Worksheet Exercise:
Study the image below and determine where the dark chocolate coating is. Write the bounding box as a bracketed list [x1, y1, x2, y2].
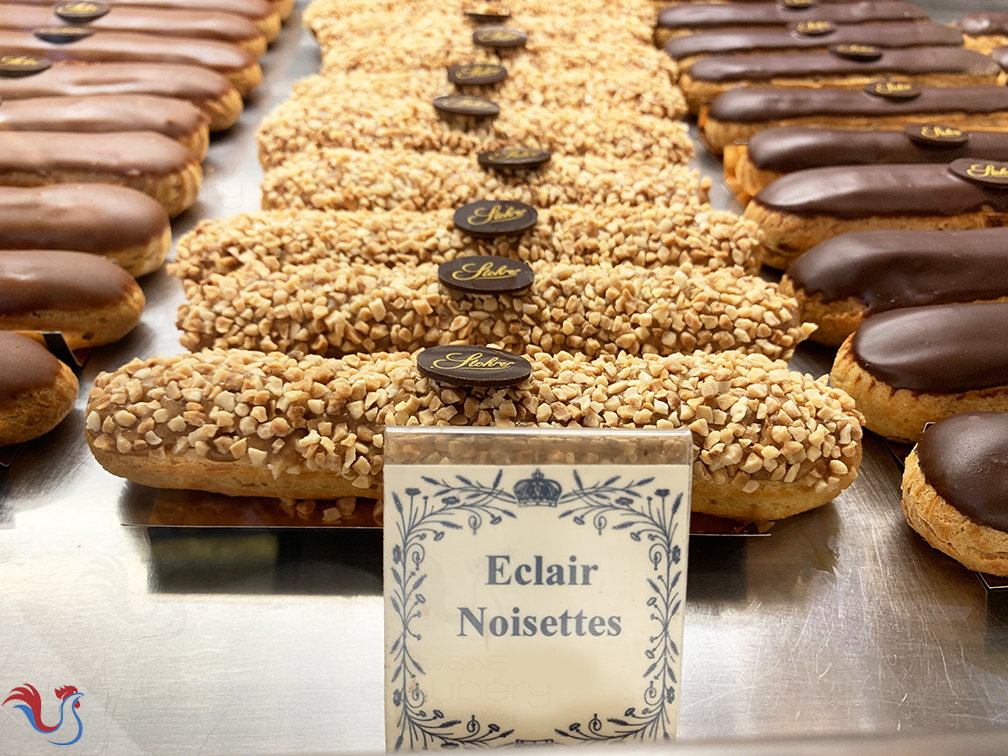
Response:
[917, 412, 1008, 533]
[0, 249, 136, 314]
[0, 94, 207, 141]
[851, 302, 1008, 392]
[0, 331, 62, 410]
[687, 47, 999, 84]
[16, 0, 275, 22]
[747, 127, 1008, 172]
[0, 130, 195, 177]
[0, 184, 168, 252]
[658, 0, 927, 30]
[956, 12, 1008, 37]
[708, 86, 1008, 124]
[754, 163, 1008, 218]
[787, 228, 1008, 311]
[664, 22, 962, 60]
[992, 46, 1008, 72]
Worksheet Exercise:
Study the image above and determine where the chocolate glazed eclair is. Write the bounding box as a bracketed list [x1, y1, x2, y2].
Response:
[956, 12, 1008, 54]
[0, 331, 78, 447]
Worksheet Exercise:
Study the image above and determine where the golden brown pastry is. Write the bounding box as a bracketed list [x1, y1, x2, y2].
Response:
[0, 331, 78, 446]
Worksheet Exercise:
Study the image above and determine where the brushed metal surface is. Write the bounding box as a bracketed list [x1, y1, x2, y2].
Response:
[2, 1, 1008, 753]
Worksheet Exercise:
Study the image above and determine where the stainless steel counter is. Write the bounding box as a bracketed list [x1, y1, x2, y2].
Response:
[2, 1, 1008, 753]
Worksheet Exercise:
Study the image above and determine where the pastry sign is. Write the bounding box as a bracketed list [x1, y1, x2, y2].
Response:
[904, 124, 969, 147]
[433, 94, 500, 117]
[54, 1, 110, 23]
[417, 345, 531, 387]
[829, 43, 883, 62]
[454, 200, 538, 237]
[791, 20, 835, 36]
[477, 146, 551, 170]
[438, 255, 534, 296]
[864, 80, 922, 100]
[448, 63, 508, 86]
[473, 27, 528, 48]
[951, 159, 1008, 188]
[0, 55, 52, 77]
[34, 26, 95, 43]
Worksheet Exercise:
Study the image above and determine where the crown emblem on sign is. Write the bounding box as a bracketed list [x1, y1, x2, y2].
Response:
[513, 469, 562, 507]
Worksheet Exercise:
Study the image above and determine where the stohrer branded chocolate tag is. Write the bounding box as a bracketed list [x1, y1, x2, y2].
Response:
[904, 124, 969, 148]
[448, 63, 508, 86]
[829, 43, 883, 62]
[791, 20, 835, 36]
[433, 94, 500, 117]
[439, 256, 534, 296]
[473, 27, 528, 49]
[465, 9, 511, 24]
[54, 1, 110, 23]
[34, 26, 95, 43]
[950, 159, 1008, 188]
[417, 345, 531, 388]
[780, 0, 817, 9]
[454, 200, 537, 237]
[864, 80, 922, 100]
[0, 55, 51, 77]
[478, 146, 551, 170]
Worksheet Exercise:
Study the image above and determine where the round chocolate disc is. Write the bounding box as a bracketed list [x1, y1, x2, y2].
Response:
[433, 94, 500, 117]
[466, 10, 511, 24]
[454, 200, 537, 238]
[950, 158, 1008, 188]
[477, 146, 551, 170]
[0, 55, 51, 78]
[448, 63, 508, 86]
[439, 256, 534, 296]
[790, 20, 836, 36]
[780, 0, 817, 9]
[54, 1, 110, 23]
[864, 80, 922, 100]
[904, 124, 969, 148]
[829, 43, 883, 62]
[34, 26, 94, 43]
[473, 27, 528, 49]
[417, 345, 531, 388]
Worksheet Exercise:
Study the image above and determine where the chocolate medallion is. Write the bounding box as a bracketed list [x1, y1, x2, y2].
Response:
[477, 146, 551, 170]
[791, 20, 836, 36]
[829, 43, 883, 62]
[864, 80, 922, 100]
[780, 0, 817, 9]
[453, 200, 537, 237]
[473, 27, 528, 49]
[54, 1, 110, 23]
[34, 26, 94, 44]
[417, 345, 531, 388]
[0, 55, 51, 78]
[950, 158, 1008, 188]
[465, 10, 511, 24]
[904, 124, 969, 148]
[448, 63, 508, 86]
[439, 255, 534, 296]
[433, 94, 500, 117]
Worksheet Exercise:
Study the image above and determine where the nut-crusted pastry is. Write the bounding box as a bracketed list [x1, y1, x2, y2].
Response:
[956, 12, 1008, 54]
[0, 131, 202, 218]
[171, 206, 761, 284]
[0, 250, 144, 349]
[177, 260, 811, 361]
[0, 95, 211, 161]
[261, 149, 709, 212]
[0, 331, 78, 446]
[0, 184, 170, 277]
[84, 348, 863, 523]
[781, 229, 1008, 346]
[902, 413, 1008, 577]
[830, 302, 1008, 442]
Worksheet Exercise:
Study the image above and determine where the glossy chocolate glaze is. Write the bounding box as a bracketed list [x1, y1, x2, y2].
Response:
[0, 331, 62, 410]
[16, 0, 275, 22]
[917, 412, 1008, 533]
[688, 47, 999, 83]
[0, 62, 233, 103]
[956, 12, 1008, 36]
[0, 4, 262, 45]
[755, 163, 1008, 218]
[658, 1, 927, 30]
[0, 95, 208, 141]
[664, 22, 962, 60]
[0, 249, 135, 314]
[0, 29, 254, 73]
[0, 130, 195, 177]
[788, 228, 1008, 310]
[708, 86, 1008, 123]
[993, 47, 1008, 72]
[852, 302, 1008, 392]
[0, 184, 168, 252]
[748, 127, 1008, 172]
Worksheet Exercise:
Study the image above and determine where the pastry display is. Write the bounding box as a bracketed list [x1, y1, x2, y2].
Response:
[781, 228, 1008, 345]
[956, 12, 1008, 54]
[0, 184, 171, 277]
[0, 331, 78, 447]
[830, 302, 1008, 441]
[0, 250, 145, 349]
[85, 348, 863, 523]
[742, 163, 1008, 269]
[701, 85, 1008, 156]
[0, 131, 202, 217]
[902, 412, 1008, 577]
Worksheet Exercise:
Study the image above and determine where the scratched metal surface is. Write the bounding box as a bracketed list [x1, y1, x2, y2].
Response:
[1, 0, 1008, 753]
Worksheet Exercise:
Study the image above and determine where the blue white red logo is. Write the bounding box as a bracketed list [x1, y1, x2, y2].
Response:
[3, 684, 84, 745]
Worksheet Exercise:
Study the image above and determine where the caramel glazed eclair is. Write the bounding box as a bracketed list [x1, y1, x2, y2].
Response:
[0, 331, 78, 447]
[781, 228, 1008, 346]
[700, 86, 1008, 157]
[0, 250, 144, 349]
[0, 61, 242, 132]
[0, 184, 170, 277]
[743, 163, 1008, 269]
[830, 302, 1008, 442]
[85, 349, 864, 524]
[902, 413, 1008, 577]
[170, 205, 762, 283]
[0, 131, 202, 218]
